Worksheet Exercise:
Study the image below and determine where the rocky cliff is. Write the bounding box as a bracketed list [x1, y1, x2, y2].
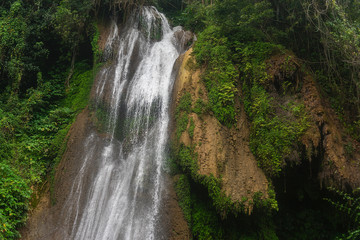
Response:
[171, 49, 270, 211]
[171, 48, 360, 216]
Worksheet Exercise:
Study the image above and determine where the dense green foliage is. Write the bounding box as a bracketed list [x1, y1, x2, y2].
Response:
[168, 0, 360, 238]
[240, 47, 310, 175]
[193, 26, 238, 127]
[0, 0, 100, 238]
[0, 61, 94, 238]
[326, 188, 360, 239]
[169, 0, 360, 173]
[0, 163, 31, 239]
[246, 90, 309, 176]
[176, 0, 310, 176]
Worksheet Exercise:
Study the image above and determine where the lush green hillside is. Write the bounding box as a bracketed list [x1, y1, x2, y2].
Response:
[166, 0, 360, 239]
[0, 0, 96, 238]
[1, 0, 360, 239]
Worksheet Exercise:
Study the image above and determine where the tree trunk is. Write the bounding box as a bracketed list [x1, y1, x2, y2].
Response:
[65, 47, 77, 88]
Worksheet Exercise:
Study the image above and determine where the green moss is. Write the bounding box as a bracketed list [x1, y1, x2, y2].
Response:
[193, 98, 209, 115]
[176, 92, 192, 118]
[177, 144, 240, 215]
[91, 101, 110, 133]
[176, 114, 189, 139]
[63, 62, 96, 113]
[244, 83, 309, 176]
[175, 92, 193, 139]
[175, 174, 191, 223]
[49, 123, 71, 204]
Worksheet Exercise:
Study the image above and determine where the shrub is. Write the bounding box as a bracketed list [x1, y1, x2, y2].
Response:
[0, 162, 31, 239]
[193, 26, 238, 127]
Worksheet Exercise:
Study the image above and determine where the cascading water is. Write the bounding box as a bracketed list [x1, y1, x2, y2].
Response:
[59, 7, 186, 240]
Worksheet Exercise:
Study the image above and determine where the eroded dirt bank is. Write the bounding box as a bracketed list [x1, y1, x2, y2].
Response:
[171, 48, 360, 215]
[301, 75, 360, 189]
[171, 49, 269, 208]
[266, 54, 360, 190]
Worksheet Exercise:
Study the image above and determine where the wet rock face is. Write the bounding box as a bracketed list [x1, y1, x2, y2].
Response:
[159, 175, 192, 240]
[173, 29, 194, 51]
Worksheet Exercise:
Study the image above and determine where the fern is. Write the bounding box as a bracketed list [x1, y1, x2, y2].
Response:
[325, 187, 360, 239]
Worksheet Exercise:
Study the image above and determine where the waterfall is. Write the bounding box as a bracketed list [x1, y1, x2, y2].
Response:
[60, 7, 185, 240]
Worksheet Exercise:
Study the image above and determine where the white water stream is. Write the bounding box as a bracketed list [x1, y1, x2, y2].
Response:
[61, 7, 184, 239]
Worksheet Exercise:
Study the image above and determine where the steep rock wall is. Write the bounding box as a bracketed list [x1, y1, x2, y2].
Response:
[171, 49, 269, 209]
[266, 54, 360, 190]
[171, 48, 360, 216]
[301, 75, 360, 189]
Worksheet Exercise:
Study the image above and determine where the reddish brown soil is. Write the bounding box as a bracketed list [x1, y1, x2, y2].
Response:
[301, 76, 360, 189]
[172, 49, 269, 210]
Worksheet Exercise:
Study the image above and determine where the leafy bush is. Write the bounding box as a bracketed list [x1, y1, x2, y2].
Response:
[245, 83, 309, 176]
[325, 188, 360, 239]
[193, 98, 209, 115]
[176, 92, 192, 117]
[193, 26, 238, 127]
[191, 198, 224, 240]
[179, 2, 208, 32]
[0, 162, 31, 239]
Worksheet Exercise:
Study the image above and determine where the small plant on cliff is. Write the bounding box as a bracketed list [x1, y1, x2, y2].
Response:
[193, 98, 209, 115]
[175, 174, 191, 223]
[245, 83, 309, 176]
[325, 188, 360, 239]
[176, 93, 192, 118]
[193, 26, 238, 127]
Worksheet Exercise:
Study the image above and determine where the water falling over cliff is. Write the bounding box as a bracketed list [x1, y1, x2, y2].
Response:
[58, 7, 185, 240]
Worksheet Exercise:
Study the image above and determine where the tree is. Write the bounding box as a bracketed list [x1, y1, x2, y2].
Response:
[53, 0, 92, 86]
